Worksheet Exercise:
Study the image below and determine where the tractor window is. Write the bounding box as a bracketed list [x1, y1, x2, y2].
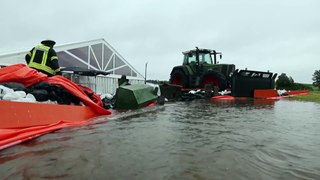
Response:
[184, 53, 196, 64]
[199, 53, 212, 64]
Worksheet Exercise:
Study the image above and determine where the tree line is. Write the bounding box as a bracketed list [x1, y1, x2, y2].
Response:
[276, 70, 320, 90]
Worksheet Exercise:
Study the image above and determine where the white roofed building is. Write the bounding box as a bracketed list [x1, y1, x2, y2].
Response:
[0, 39, 145, 95]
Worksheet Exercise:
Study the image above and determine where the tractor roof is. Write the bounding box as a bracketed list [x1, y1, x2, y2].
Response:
[182, 48, 213, 55]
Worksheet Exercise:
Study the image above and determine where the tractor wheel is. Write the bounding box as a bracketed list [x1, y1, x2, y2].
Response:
[200, 71, 227, 91]
[170, 70, 188, 88]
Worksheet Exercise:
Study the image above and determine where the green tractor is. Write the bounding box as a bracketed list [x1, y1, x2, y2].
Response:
[169, 47, 235, 90]
[169, 47, 277, 97]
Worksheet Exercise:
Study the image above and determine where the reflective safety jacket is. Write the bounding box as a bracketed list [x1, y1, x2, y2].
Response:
[25, 45, 61, 76]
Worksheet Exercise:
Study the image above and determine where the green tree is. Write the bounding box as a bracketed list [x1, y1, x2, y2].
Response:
[276, 73, 294, 89]
[312, 70, 320, 89]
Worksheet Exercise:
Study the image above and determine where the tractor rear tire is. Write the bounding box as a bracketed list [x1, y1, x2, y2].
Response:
[200, 71, 227, 91]
[170, 70, 188, 88]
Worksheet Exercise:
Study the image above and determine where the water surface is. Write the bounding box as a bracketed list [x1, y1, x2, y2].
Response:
[1, 99, 320, 179]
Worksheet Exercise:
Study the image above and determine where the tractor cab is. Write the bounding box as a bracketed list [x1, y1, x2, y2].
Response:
[170, 48, 229, 89]
[183, 48, 222, 66]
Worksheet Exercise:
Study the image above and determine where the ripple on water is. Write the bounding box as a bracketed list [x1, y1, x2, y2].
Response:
[1, 100, 320, 179]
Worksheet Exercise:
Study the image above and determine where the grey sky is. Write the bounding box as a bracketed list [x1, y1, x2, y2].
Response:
[1, 0, 319, 83]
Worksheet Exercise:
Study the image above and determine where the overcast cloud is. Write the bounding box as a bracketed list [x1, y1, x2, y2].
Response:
[1, 0, 319, 83]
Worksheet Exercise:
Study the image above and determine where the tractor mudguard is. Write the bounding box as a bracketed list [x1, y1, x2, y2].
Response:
[170, 66, 193, 76]
[170, 67, 189, 87]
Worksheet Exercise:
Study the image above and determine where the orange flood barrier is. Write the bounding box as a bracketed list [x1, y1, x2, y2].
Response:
[0, 100, 98, 129]
[254, 89, 310, 99]
[254, 89, 279, 99]
[0, 64, 111, 150]
[211, 95, 235, 100]
[0, 120, 91, 150]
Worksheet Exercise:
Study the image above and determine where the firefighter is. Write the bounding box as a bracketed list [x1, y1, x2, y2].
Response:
[25, 40, 61, 76]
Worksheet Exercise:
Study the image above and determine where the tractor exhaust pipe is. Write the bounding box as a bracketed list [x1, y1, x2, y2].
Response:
[211, 50, 222, 64]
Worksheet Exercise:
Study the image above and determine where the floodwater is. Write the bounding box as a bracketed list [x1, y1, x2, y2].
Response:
[1, 99, 320, 180]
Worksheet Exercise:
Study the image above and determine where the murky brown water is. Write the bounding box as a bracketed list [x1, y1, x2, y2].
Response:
[1, 99, 320, 180]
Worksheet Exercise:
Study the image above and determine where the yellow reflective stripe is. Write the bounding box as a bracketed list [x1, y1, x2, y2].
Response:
[28, 62, 55, 75]
[36, 45, 50, 51]
[27, 51, 32, 56]
[28, 44, 56, 75]
[42, 51, 48, 65]
[36, 45, 49, 66]
[51, 56, 58, 60]
[29, 45, 50, 63]
[29, 49, 38, 63]
[54, 67, 61, 72]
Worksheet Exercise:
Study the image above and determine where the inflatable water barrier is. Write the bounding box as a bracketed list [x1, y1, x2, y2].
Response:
[0, 64, 111, 150]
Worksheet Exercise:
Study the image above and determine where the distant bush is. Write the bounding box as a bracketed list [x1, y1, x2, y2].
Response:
[290, 83, 313, 91]
[276, 73, 294, 89]
[276, 73, 313, 91]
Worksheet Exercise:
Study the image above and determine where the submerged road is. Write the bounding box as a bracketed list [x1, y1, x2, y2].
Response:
[1, 99, 320, 179]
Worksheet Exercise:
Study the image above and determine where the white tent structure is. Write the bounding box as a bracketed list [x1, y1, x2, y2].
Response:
[0, 39, 145, 95]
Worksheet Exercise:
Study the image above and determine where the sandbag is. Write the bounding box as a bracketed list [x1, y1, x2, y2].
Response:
[0, 82, 26, 91]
